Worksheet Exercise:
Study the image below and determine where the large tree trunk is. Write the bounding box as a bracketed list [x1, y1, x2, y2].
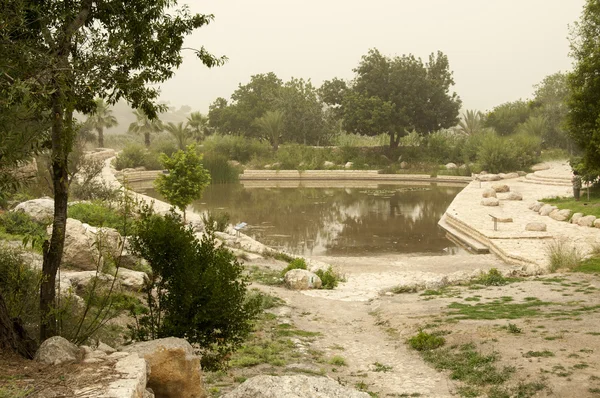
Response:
[40, 90, 70, 341]
[389, 131, 400, 149]
[0, 292, 37, 359]
[98, 127, 104, 148]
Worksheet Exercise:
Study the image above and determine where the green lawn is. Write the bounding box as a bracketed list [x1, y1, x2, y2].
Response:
[542, 186, 600, 218]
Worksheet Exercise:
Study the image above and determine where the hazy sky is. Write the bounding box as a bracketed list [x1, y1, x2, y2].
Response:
[158, 0, 586, 114]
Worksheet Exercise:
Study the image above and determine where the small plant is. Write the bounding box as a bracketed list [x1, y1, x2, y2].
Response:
[329, 355, 347, 366]
[474, 268, 507, 286]
[407, 330, 445, 351]
[523, 350, 554, 358]
[372, 362, 393, 372]
[507, 323, 522, 334]
[280, 258, 308, 276]
[263, 251, 295, 263]
[202, 211, 230, 233]
[315, 266, 343, 289]
[547, 238, 582, 272]
[391, 285, 418, 294]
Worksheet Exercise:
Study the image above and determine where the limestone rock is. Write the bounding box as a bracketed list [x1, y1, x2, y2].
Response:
[222, 375, 371, 398]
[284, 269, 322, 290]
[505, 192, 523, 201]
[35, 336, 82, 365]
[97, 341, 117, 354]
[323, 161, 335, 168]
[118, 268, 148, 290]
[549, 209, 571, 222]
[529, 202, 543, 212]
[539, 204, 557, 216]
[344, 162, 353, 169]
[122, 337, 205, 398]
[571, 213, 584, 224]
[594, 219, 600, 228]
[517, 171, 527, 177]
[83, 349, 108, 364]
[578, 215, 597, 227]
[48, 218, 100, 270]
[531, 164, 550, 171]
[526, 222, 547, 232]
[499, 172, 519, 179]
[400, 161, 408, 169]
[481, 197, 500, 207]
[445, 162, 457, 170]
[478, 174, 501, 182]
[482, 188, 496, 198]
[491, 183, 510, 193]
[102, 352, 149, 398]
[12, 197, 54, 222]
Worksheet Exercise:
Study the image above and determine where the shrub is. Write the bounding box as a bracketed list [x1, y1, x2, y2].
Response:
[476, 133, 517, 173]
[315, 266, 343, 289]
[127, 206, 261, 370]
[280, 258, 308, 276]
[202, 211, 230, 233]
[113, 144, 162, 171]
[0, 211, 48, 237]
[203, 135, 272, 163]
[474, 268, 507, 286]
[407, 330, 445, 351]
[202, 152, 240, 183]
[68, 201, 133, 236]
[547, 238, 582, 272]
[510, 132, 541, 169]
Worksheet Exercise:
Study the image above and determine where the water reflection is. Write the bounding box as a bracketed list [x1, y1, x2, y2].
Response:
[140, 183, 464, 257]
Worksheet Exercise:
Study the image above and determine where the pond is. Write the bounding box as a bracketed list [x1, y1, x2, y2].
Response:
[138, 181, 465, 257]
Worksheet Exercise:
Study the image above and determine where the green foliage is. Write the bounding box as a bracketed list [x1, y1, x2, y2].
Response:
[127, 207, 261, 370]
[485, 100, 532, 135]
[546, 238, 582, 272]
[201, 152, 240, 184]
[407, 330, 446, 351]
[315, 267, 343, 290]
[85, 99, 118, 148]
[202, 211, 230, 233]
[0, 211, 47, 238]
[507, 323, 522, 334]
[154, 144, 211, 219]
[532, 72, 571, 148]
[254, 110, 284, 150]
[476, 131, 540, 173]
[281, 258, 308, 276]
[202, 134, 272, 163]
[164, 121, 192, 150]
[68, 201, 132, 236]
[458, 110, 485, 135]
[328, 355, 347, 366]
[113, 144, 163, 171]
[473, 268, 507, 286]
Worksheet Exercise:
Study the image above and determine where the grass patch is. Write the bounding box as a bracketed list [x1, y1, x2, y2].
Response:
[407, 330, 446, 351]
[446, 299, 552, 320]
[390, 285, 418, 294]
[280, 258, 307, 276]
[506, 323, 522, 334]
[472, 268, 508, 286]
[372, 362, 393, 372]
[68, 201, 132, 236]
[246, 265, 283, 286]
[328, 355, 347, 366]
[546, 238, 583, 272]
[523, 350, 554, 358]
[573, 257, 600, 274]
[315, 266, 344, 289]
[263, 250, 295, 263]
[542, 186, 600, 218]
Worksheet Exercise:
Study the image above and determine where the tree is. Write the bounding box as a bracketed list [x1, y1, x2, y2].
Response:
[154, 144, 211, 222]
[318, 78, 348, 120]
[254, 110, 285, 150]
[532, 72, 570, 148]
[517, 115, 547, 137]
[128, 206, 261, 369]
[458, 110, 485, 135]
[186, 111, 210, 141]
[85, 99, 118, 148]
[165, 121, 192, 150]
[484, 100, 531, 135]
[1, 0, 224, 342]
[128, 109, 164, 148]
[340, 49, 461, 148]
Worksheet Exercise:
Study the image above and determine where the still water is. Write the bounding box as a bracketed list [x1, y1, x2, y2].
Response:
[140, 182, 465, 257]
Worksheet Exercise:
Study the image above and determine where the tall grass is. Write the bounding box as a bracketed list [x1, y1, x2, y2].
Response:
[202, 152, 240, 184]
[546, 238, 582, 272]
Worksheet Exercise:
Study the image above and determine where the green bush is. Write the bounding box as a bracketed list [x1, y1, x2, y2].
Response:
[0, 211, 48, 237]
[315, 266, 343, 289]
[510, 132, 541, 169]
[474, 268, 507, 286]
[203, 135, 272, 163]
[407, 330, 446, 351]
[68, 201, 132, 236]
[202, 211, 230, 233]
[127, 206, 261, 370]
[280, 258, 308, 276]
[113, 144, 163, 171]
[202, 152, 240, 183]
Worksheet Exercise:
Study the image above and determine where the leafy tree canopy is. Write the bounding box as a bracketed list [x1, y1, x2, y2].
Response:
[484, 100, 532, 136]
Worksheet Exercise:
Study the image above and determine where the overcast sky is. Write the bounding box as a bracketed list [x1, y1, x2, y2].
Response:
[158, 0, 586, 114]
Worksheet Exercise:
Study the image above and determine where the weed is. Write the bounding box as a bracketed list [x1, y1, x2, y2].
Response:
[372, 362, 393, 372]
[391, 285, 418, 294]
[315, 266, 344, 289]
[246, 265, 283, 286]
[473, 268, 507, 286]
[262, 250, 295, 263]
[507, 323, 522, 334]
[447, 299, 552, 320]
[280, 258, 307, 276]
[407, 330, 446, 351]
[546, 238, 582, 272]
[523, 350, 554, 358]
[573, 363, 589, 369]
[329, 355, 347, 366]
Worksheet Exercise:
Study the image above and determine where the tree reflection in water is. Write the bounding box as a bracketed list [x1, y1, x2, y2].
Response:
[142, 184, 463, 257]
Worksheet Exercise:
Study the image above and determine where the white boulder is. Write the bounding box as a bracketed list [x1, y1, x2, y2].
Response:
[400, 161, 408, 169]
[578, 215, 597, 227]
[539, 204, 558, 216]
[445, 163, 457, 170]
[35, 336, 82, 365]
[529, 202, 543, 212]
[284, 269, 322, 290]
[48, 218, 100, 270]
[12, 197, 54, 222]
[482, 188, 496, 198]
[549, 209, 572, 222]
[525, 222, 547, 232]
[478, 174, 501, 182]
[504, 192, 523, 201]
[222, 375, 371, 398]
[344, 162, 353, 169]
[491, 183, 510, 193]
[481, 198, 500, 207]
[323, 161, 335, 168]
[571, 213, 584, 224]
[499, 172, 519, 179]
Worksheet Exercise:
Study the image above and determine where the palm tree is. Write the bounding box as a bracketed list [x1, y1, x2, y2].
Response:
[255, 110, 284, 150]
[458, 109, 484, 135]
[186, 111, 210, 142]
[85, 99, 118, 147]
[127, 109, 163, 147]
[517, 115, 547, 137]
[165, 122, 193, 150]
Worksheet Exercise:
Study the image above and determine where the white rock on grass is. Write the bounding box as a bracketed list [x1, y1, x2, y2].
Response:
[481, 198, 500, 207]
[222, 375, 371, 398]
[578, 215, 597, 227]
[491, 183, 510, 193]
[284, 269, 322, 290]
[400, 161, 408, 169]
[12, 197, 54, 222]
[482, 188, 496, 198]
[344, 162, 353, 169]
[539, 204, 557, 216]
[594, 219, 600, 228]
[445, 163, 457, 170]
[48, 218, 100, 270]
[35, 336, 82, 365]
[549, 209, 572, 222]
[571, 213, 584, 224]
[323, 161, 335, 168]
[121, 337, 205, 398]
[525, 222, 547, 232]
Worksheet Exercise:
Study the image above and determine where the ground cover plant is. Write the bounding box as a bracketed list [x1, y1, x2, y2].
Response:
[542, 186, 600, 218]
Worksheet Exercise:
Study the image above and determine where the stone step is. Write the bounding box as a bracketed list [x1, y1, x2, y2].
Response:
[438, 215, 489, 254]
[519, 177, 571, 187]
[526, 173, 571, 182]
